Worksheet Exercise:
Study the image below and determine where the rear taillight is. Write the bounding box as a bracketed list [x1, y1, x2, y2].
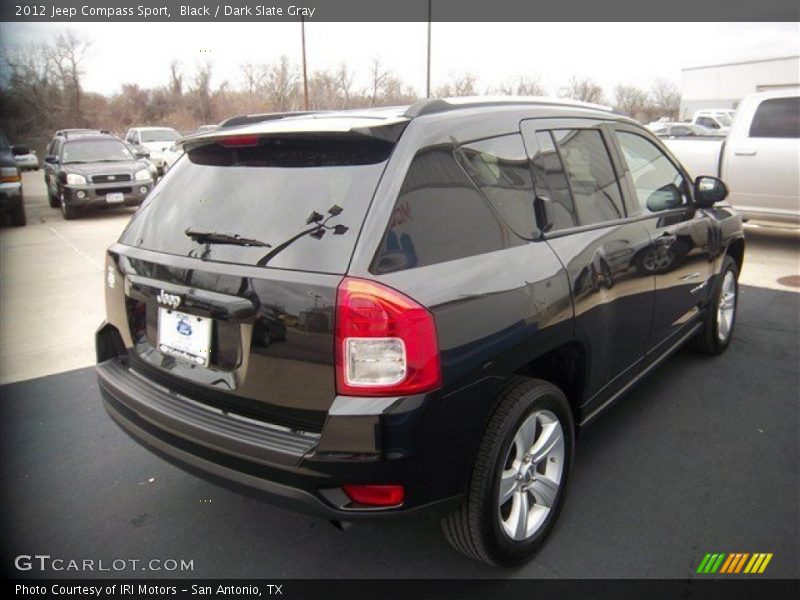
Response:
[0, 167, 21, 183]
[335, 277, 441, 396]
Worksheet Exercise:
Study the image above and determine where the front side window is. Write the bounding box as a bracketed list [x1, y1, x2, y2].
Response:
[749, 97, 800, 138]
[455, 134, 537, 239]
[551, 129, 626, 225]
[615, 131, 688, 214]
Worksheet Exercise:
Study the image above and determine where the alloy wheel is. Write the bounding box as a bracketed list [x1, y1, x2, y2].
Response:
[498, 410, 565, 541]
[717, 270, 736, 342]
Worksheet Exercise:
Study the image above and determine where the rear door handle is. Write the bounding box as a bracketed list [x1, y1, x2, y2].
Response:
[734, 149, 757, 156]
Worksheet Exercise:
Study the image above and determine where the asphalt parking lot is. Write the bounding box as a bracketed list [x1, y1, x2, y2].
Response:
[0, 171, 798, 579]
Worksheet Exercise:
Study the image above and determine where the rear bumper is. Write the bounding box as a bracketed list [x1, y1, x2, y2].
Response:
[0, 181, 23, 207]
[96, 352, 462, 520]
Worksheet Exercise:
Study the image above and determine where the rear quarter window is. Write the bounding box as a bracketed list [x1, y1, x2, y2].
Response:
[371, 144, 519, 274]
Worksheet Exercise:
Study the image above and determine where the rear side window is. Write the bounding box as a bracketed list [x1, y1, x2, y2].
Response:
[120, 135, 394, 274]
[551, 129, 625, 225]
[749, 97, 800, 138]
[455, 134, 537, 239]
[371, 145, 516, 274]
[529, 131, 578, 231]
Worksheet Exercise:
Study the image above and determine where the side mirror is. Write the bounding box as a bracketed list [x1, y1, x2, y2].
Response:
[694, 176, 728, 208]
[44, 155, 59, 164]
[646, 183, 683, 212]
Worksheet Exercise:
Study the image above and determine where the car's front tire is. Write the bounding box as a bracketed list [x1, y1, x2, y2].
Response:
[441, 378, 574, 566]
[60, 193, 79, 220]
[47, 186, 60, 208]
[692, 255, 739, 355]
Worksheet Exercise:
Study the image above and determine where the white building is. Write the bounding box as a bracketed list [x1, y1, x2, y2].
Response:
[680, 55, 799, 119]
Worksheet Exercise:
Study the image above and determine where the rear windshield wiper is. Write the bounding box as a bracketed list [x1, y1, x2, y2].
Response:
[185, 227, 272, 247]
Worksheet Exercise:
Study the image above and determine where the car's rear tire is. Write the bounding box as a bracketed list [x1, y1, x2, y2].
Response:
[441, 378, 574, 566]
[691, 255, 738, 355]
[10, 200, 26, 226]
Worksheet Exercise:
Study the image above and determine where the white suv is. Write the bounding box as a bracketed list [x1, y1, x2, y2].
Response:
[124, 127, 181, 175]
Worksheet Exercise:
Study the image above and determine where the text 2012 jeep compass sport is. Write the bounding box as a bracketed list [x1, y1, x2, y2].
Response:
[96, 98, 745, 566]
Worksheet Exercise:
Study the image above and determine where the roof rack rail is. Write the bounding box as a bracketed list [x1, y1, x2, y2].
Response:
[403, 96, 614, 119]
[218, 111, 320, 129]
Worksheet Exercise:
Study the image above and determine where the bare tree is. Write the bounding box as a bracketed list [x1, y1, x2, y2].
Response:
[168, 60, 184, 97]
[262, 55, 299, 111]
[368, 59, 389, 106]
[435, 73, 479, 97]
[497, 76, 546, 97]
[650, 79, 681, 120]
[559, 76, 605, 104]
[334, 63, 354, 108]
[47, 30, 92, 125]
[614, 84, 649, 120]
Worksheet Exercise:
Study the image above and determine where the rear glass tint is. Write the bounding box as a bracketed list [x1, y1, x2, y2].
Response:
[119, 135, 394, 273]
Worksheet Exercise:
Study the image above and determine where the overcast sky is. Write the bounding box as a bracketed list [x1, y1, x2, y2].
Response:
[1, 22, 798, 97]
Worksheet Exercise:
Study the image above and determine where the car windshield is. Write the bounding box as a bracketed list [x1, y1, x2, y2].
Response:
[140, 129, 180, 143]
[716, 115, 732, 126]
[62, 140, 134, 163]
[119, 134, 395, 273]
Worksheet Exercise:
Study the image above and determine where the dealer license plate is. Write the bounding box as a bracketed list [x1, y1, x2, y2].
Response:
[157, 308, 212, 366]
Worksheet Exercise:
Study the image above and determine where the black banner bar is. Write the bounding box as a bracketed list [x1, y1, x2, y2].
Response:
[6, 579, 800, 600]
[1, 0, 798, 23]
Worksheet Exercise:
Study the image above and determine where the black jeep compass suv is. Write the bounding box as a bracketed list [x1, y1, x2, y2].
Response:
[96, 98, 744, 566]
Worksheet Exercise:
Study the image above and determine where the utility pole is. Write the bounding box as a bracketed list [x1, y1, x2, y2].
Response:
[301, 17, 309, 110]
[426, 0, 432, 98]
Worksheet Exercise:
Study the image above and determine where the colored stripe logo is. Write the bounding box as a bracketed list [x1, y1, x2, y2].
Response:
[696, 552, 773, 574]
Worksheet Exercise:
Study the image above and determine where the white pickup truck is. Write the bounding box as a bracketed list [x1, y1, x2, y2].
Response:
[665, 89, 799, 227]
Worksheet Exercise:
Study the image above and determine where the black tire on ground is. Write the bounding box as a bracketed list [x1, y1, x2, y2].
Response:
[691, 255, 739, 355]
[441, 377, 575, 566]
[61, 196, 79, 220]
[47, 186, 60, 208]
[10, 200, 26, 226]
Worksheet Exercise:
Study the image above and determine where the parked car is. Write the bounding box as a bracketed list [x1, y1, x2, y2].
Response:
[691, 110, 733, 134]
[11, 145, 40, 170]
[650, 123, 718, 138]
[161, 142, 184, 173]
[667, 89, 799, 226]
[124, 126, 181, 175]
[122, 141, 159, 181]
[96, 98, 745, 566]
[44, 132, 155, 219]
[0, 130, 25, 226]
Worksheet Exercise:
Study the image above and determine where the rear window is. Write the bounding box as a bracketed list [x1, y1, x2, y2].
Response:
[749, 97, 800, 138]
[140, 129, 181, 142]
[119, 135, 394, 273]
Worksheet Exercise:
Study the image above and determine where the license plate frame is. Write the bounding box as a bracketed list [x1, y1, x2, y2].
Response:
[106, 192, 125, 204]
[157, 308, 212, 366]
